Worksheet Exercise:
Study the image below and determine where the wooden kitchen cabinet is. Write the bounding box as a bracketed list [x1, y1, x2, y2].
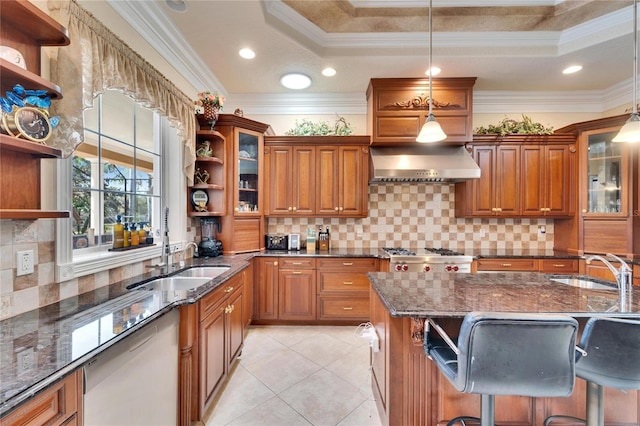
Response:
[455, 135, 576, 218]
[188, 130, 226, 217]
[0, 370, 82, 426]
[264, 136, 370, 218]
[265, 145, 315, 216]
[366, 77, 476, 145]
[474, 258, 579, 273]
[0, 0, 70, 220]
[317, 257, 378, 321]
[554, 115, 637, 258]
[211, 115, 270, 254]
[521, 141, 576, 216]
[254, 256, 378, 324]
[455, 143, 520, 217]
[278, 258, 317, 321]
[179, 272, 244, 424]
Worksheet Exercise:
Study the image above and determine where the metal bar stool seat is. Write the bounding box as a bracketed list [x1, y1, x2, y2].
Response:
[425, 312, 579, 426]
[544, 317, 640, 426]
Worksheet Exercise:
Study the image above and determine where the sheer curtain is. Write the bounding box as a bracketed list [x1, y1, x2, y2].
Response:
[47, 0, 196, 184]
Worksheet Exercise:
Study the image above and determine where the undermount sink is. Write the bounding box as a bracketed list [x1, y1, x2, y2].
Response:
[174, 266, 230, 278]
[548, 276, 617, 290]
[129, 276, 213, 292]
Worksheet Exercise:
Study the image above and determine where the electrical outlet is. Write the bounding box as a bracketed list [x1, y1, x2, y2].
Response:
[16, 250, 34, 276]
[480, 229, 487, 238]
[17, 347, 34, 375]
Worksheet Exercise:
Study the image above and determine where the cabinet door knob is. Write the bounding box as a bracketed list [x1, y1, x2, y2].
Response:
[273, 261, 278, 266]
[582, 209, 587, 213]
[288, 207, 293, 211]
[292, 206, 297, 211]
[339, 207, 344, 211]
[335, 207, 339, 211]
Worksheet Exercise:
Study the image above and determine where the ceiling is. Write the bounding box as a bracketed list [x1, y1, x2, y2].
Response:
[108, 0, 636, 107]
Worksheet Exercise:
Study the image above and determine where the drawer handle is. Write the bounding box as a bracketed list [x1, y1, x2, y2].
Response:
[501, 263, 512, 267]
[293, 271, 302, 275]
[553, 264, 566, 268]
[343, 281, 353, 285]
[225, 286, 234, 293]
[292, 262, 303, 265]
[342, 307, 353, 310]
[342, 262, 353, 266]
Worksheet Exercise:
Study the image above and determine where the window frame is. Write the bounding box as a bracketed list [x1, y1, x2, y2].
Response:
[54, 111, 186, 282]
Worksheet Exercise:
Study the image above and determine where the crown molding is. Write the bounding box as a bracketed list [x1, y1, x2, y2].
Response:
[106, 0, 226, 95]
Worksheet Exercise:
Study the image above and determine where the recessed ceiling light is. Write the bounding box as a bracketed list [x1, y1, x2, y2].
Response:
[322, 67, 336, 77]
[239, 48, 255, 59]
[165, 0, 187, 12]
[563, 65, 583, 74]
[425, 66, 441, 77]
[280, 73, 311, 90]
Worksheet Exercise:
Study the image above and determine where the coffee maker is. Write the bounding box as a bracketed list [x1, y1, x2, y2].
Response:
[198, 217, 223, 257]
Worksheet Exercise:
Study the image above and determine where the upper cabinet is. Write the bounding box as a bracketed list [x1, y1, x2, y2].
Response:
[554, 115, 637, 257]
[366, 78, 476, 145]
[264, 136, 370, 218]
[0, 0, 71, 220]
[210, 114, 270, 254]
[454, 135, 576, 218]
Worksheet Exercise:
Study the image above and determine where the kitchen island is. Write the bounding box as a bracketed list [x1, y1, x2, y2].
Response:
[368, 272, 640, 426]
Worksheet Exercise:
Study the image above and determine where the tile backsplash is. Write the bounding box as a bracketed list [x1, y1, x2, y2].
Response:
[1, 183, 553, 319]
[267, 183, 553, 252]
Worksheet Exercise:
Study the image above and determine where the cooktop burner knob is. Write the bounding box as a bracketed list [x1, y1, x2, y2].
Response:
[423, 265, 431, 272]
[401, 264, 409, 272]
[394, 264, 403, 272]
[445, 265, 453, 272]
[453, 265, 459, 272]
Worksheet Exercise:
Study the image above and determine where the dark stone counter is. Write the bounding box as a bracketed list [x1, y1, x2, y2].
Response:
[469, 249, 580, 259]
[368, 271, 640, 318]
[259, 248, 385, 258]
[0, 254, 250, 417]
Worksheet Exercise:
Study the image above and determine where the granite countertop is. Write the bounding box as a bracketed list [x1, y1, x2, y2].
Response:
[469, 249, 580, 259]
[259, 248, 384, 258]
[0, 254, 251, 416]
[368, 271, 640, 318]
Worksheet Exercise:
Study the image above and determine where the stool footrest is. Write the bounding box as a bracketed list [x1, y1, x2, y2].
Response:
[544, 414, 586, 425]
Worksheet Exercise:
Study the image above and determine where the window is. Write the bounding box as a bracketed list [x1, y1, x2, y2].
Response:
[71, 90, 161, 252]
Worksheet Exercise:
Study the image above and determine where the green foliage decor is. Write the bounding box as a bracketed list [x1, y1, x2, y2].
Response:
[285, 116, 353, 136]
[474, 114, 554, 136]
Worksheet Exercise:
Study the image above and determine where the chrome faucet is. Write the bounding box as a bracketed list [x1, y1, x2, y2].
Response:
[184, 241, 199, 257]
[146, 206, 171, 272]
[585, 253, 632, 288]
[585, 253, 632, 311]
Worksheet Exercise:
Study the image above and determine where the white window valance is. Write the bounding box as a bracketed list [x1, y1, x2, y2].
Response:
[47, 0, 196, 184]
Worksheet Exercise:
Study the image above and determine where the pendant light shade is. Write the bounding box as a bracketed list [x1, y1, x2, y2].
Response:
[613, 0, 640, 143]
[417, 0, 446, 143]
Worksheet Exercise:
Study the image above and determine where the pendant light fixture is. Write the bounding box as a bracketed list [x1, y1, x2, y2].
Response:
[613, 0, 640, 143]
[417, 0, 447, 143]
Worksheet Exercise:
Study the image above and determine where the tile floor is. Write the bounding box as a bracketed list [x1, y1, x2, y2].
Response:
[203, 325, 382, 426]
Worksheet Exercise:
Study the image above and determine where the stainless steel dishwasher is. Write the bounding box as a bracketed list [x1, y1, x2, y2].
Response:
[83, 309, 179, 426]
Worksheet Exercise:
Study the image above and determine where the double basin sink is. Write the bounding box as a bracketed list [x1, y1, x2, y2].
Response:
[127, 266, 230, 292]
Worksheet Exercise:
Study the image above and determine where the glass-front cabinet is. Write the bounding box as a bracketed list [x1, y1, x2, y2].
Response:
[234, 128, 262, 215]
[582, 127, 629, 216]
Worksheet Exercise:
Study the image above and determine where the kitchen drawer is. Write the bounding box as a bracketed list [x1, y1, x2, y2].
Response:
[200, 274, 243, 321]
[317, 257, 378, 270]
[539, 259, 579, 273]
[279, 258, 317, 269]
[317, 296, 369, 320]
[318, 271, 370, 293]
[1, 371, 81, 426]
[475, 258, 539, 272]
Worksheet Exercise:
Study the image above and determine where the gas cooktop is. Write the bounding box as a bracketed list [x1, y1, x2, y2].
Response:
[382, 247, 467, 257]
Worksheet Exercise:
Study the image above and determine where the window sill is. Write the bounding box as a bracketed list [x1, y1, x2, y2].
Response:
[56, 244, 162, 282]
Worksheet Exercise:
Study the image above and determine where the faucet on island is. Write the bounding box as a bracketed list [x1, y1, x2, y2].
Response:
[585, 253, 633, 311]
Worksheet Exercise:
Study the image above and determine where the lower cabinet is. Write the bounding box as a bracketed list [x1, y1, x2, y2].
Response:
[179, 272, 244, 424]
[254, 256, 378, 323]
[0, 371, 82, 426]
[474, 257, 579, 273]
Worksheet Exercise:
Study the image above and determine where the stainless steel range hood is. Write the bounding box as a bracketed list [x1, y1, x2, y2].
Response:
[370, 145, 481, 183]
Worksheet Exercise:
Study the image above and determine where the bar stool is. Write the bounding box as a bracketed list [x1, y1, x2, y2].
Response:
[424, 312, 579, 426]
[544, 317, 640, 426]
